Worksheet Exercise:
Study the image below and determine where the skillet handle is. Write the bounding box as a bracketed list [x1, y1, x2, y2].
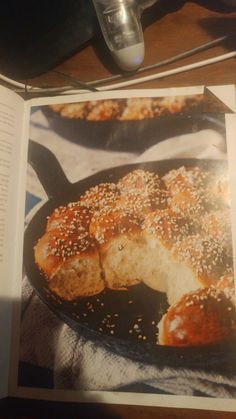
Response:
[28, 139, 72, 199]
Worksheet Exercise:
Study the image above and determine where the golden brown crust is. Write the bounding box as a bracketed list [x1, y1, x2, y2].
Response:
[117, 169, 168, 217]
[35, 163, 234, 339]
[89, 210, 141, 245]
[35, 229, 63, 278]
[171, 234, 233, 287]
[34, 202, 103, 300]
[142, 209, 194, 249]
[118, 169, 161, 195]
[163, 166, 208, 194]
[80, 183, 120, 211]
[163, 166, 211, 217]
[159, 287, 236, 346]
[46, 202, 91, 232]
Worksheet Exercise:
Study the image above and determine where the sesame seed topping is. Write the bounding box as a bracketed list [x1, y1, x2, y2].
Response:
[39, 165, 235, 350]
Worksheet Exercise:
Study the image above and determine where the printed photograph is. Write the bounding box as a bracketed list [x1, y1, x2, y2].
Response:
[18, 93, 236, 399]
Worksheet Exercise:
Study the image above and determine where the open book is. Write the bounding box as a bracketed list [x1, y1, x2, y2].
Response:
[1, 84, 236, 411]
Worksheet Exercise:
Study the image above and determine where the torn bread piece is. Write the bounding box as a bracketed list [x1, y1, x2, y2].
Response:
[158, 286, 236, 346]
[35, 204, 104, 300]
[90, 208, 143, 290]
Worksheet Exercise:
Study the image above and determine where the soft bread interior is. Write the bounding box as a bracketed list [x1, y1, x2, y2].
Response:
[166, 259, 203, 305]
[100, 235, 143, 289]
[139, 233, 205, 304]
[136, 234, 171, 294]
[48, 253, 104, 300]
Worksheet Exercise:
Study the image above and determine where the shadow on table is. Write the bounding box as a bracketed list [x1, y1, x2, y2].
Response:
[0, 397, 122, 419]
[199, 16, 236, 44]
[193, 0, 236, 13]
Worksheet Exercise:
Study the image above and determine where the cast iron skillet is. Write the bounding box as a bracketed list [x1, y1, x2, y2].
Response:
[24, 140, 236, 372]
[42, 106, 226, 151]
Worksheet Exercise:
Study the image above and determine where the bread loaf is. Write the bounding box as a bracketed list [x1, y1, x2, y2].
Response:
[34, 165, 235, 345]
[35, 202, 104, 300]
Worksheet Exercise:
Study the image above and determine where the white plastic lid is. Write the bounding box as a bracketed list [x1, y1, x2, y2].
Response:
[112, 42, 145, 71]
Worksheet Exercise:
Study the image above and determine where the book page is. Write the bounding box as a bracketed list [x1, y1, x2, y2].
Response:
[8, 86, 236, 412]
[0, 86, 25, 398]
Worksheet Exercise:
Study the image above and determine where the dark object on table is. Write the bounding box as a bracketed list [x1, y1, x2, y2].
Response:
[1, 0, 236, 79]
[0, 0, 97, 79]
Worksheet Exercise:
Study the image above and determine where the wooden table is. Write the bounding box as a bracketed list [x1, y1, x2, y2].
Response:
[1, 1, 236, 418]
[24, 0, 236, 91]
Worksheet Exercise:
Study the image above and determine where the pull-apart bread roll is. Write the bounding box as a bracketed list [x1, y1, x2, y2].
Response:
[162, 166, 212, 217]
[117, 169, 169, 218]
[163, 166, 208, 194]
[87, 169, 170, 290]
[158, 287, 236, 346]
[35, 202, 104, 300]
[140, 209, 194, 293]
[80, 182, 120, 211]
[117, 169, 161, 195]
[89, 208, 143, 289]
[46, 201, 87, 231]
[167, 234, 233, 305]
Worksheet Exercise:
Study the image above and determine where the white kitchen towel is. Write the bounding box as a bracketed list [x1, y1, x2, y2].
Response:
[20, 277, 236, 397]
[54, 323, 236, 398]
